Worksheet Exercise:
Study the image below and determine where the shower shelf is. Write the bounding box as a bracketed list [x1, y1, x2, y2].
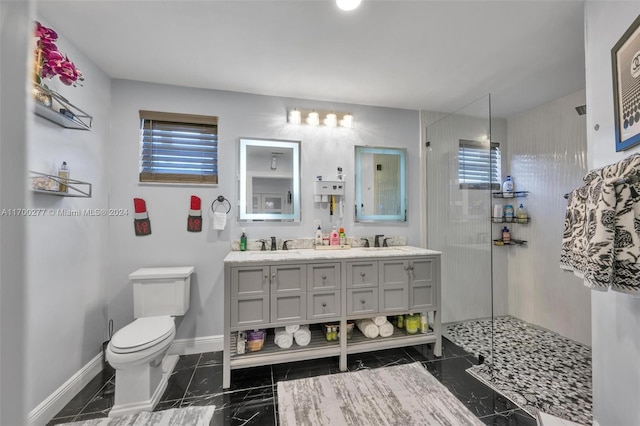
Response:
[492, 191, 529, 198]
[493, 238, 527, 246]
[491, 217, 530, 224]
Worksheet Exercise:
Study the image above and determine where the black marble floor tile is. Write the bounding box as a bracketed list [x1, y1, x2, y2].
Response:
[422, 356, 519, 418]
[174, 353, 202, 372]
[78, 374, 115, 415]
[182, 363, 274, 398]
[480, 409, 537, 425]
[46, 415, 76, 426]
[272, 357, 341, 382]
[154, 398, 182, 412]
[346, 347, 417, 371]
[51, 368, 112, 419]
[160, 364, 196, 402]
[181, 387, 275, 426]
[198, 351, 223, 367]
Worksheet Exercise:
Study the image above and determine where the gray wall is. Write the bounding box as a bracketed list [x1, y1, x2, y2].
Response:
[26, 18, 112, 412]
[585, 2, 640, 425]
[108, 79, 422, 341]
[505, 90, 591, 346]
[1, 2, 30, 424]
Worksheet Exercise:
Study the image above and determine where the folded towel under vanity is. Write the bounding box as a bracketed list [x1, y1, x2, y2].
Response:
[356, 319, 379, 338]
[274, 328, 294, 349]
[378, 320, 394, 338]
[372, 316, 387, 326]
[285, 324, 300, 334]
[293, 325, 311, 346]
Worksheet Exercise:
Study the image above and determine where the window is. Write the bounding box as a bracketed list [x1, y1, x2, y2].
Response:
[458, 139, 501, 189]
[139, 110, 218, 184]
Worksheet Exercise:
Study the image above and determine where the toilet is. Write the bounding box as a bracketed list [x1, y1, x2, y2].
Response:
[106, 266, 194, 418]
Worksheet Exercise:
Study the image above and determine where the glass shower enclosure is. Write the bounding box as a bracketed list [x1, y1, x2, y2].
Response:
[424, 94, 503, 367]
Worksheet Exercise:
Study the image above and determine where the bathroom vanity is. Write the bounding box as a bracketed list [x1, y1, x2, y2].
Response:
[222, 246, 442, 388]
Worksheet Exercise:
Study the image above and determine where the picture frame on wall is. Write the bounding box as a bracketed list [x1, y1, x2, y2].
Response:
[612, 14, 640, 152]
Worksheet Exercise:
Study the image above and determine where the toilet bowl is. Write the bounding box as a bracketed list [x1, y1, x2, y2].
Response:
[105, 266, 194, 418]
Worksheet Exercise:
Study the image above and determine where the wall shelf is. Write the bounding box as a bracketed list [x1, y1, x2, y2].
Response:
[30, 171, 92, 198]
[493, 238, 527, 246]
[492, 191, 529, 198]
[32, 85, 93, 130]
[491, 217, 530, 224]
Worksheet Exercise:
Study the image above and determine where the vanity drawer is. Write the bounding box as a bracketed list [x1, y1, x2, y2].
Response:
[231, 266, 269, 297]
[346, 261, 378, 288]
[347, 288, 378, 315]
[307, 262, 341, 291]
[307, 291, 341, 320]
[231, 296, 269, 327]
[271, 293, 306, 323]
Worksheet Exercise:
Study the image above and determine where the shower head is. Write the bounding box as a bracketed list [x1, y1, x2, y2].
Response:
[575, 105, 587, 116]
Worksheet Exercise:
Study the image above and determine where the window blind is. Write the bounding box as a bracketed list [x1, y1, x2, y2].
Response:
[139, 110, 218, 184]
[458, 139, 501, 189]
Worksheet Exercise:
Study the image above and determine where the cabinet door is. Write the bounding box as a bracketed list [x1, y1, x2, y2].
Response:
[409, 258, 437, 310]
[271, 293, 306, 323]
[379, 259, 410, 312]
[231, 296, 269, 327]
[307, 291, 340, 319]
[347, 288, 378, 315]
[271, 264, 306, 293]
[231, 266, 269, 297]
[307, 262, 341, 291]
[346, 261, 378, 288]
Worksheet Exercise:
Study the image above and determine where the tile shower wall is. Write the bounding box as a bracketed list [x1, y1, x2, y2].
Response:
[505, 90, 590, 346]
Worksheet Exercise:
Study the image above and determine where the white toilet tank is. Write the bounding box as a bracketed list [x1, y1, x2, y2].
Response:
[129, 266, 194, 318]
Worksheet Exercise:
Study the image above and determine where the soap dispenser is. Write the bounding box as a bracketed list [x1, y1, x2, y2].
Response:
[315, 225, 323, 247]
[330, 226, 340, 246]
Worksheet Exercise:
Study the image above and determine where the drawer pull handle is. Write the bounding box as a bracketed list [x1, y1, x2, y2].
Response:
[360, 272, 365, 277]
[360, 299, 365, 304]
[264, 274, 269, 279]
[322, 302, 327, 307]
[404, 265, 410, 271]
[322, 275, 327, 280]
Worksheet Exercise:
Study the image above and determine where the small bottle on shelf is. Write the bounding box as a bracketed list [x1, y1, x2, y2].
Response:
[502, 226, 511, 244]
[58, 161, 69, 193]
[516, 204, 528, 223]
[502, 175, 514, 193]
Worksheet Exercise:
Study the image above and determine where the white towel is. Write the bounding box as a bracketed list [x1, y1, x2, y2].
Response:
[293, 325, 311, 346]
[274, 328, 293, 349]
[378, 320, 394, 337]
[356, 319, 379, 338]
[285, 324, 300, 334]
[372, 316, 387, 326]
[213, 211, 227, 230]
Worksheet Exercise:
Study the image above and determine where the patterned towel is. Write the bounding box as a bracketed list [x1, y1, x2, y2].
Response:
[563, 154, 640, 294]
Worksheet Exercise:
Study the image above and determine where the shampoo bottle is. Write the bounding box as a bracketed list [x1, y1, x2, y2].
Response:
[502, 175, 514, 193]
[58, 161, 69, 193]
[502, 226, 511, 243]
[330, 227, 340, 246]
[240, 229, 247, 251]
[516, 203, 528, 223]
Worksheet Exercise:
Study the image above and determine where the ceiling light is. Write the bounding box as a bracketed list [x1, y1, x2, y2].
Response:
[336, 0, 361, 11]
[288, 108, 354, 128]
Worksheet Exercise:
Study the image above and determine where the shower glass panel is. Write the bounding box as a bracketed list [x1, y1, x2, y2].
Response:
[425, 94, 495, 369]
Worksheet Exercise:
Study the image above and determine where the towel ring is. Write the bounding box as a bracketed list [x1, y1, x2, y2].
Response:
[211, 195, 231, 214]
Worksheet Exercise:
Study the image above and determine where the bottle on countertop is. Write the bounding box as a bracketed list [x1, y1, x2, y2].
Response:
[339, 227, 346, 245]
[240, 229, 247, 251]
[58, 161, 69, 193]
[502, 226, 511, 244]
[330, 226, 340, 246]
[502, 175, 514, 193]
[315, 225, 323, 247]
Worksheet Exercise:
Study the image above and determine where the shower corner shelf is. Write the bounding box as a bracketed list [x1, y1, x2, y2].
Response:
[492, 191, 529, 198]
[32, 86, 93, 130]
[491, 217, 530, 224]
[493, 238, 527, 246]
[30, 171, 92, 198]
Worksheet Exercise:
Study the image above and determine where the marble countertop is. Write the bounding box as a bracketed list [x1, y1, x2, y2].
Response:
[223, 246, 442, 264]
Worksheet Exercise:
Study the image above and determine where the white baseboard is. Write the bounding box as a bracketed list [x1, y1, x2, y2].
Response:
[28, 353, 104, 426]
[30, 334, 223, 426]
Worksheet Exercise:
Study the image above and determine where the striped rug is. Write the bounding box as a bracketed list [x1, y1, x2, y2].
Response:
[277, 362, 482, 426]
[58, 406, 215, 426]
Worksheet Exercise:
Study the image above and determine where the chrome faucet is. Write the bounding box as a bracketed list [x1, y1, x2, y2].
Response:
[270, 236, 277, 251]
[374, 234, 384, 248]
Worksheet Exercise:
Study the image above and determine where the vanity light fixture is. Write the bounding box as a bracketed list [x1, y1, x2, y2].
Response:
[337, 0, 362, 11]
[288, 108, 354, 128]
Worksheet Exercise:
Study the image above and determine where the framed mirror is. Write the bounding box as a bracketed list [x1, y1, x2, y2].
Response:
[354, 146, 406, 222]
[238, 138, 301, 221]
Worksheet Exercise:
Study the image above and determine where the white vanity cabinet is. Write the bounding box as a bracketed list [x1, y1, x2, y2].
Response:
[223, 247, 442, 389]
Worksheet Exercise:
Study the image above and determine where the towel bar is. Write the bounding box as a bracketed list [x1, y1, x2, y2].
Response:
[563, 175, 640, 199]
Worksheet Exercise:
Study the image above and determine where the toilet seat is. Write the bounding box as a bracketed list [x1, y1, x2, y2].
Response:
[110, 316, 174, 354]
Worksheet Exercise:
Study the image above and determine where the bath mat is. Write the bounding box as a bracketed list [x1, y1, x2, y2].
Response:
[277, 362, 483, 426]
[445, 316, 591, 425]
[59, 405, 215, 425]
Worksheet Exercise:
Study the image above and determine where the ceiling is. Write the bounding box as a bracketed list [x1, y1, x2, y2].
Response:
[36, 0, 587, 119]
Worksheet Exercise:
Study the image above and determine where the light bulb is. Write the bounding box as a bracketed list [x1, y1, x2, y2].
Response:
[307, 111, 320, 126]
[339, 113, 353, 128]
[324, 113, 338, 127]
[288, 109, 301, 125]
[337, 0, 361, 11]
